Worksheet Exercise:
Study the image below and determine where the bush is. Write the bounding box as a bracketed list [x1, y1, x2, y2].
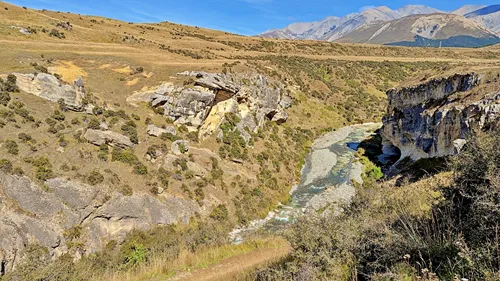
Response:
[0, 91, 11, 106]
[121, 120, 138, 144]
[209, 204, 228, 221]
[18, 133, 33, 143]
[49, 29, 65, 39]
[0, 75, 19, 93]
[111, 148, 139, 164]
[87, 118, 101, 130]
[92, 106, 104, 115]
[173, 158, 188, 171]
[45, 118, 57, 127]
[4, 140, 18, 155]
[0, 159, 13, 173]
[194, 186, 205, 202]
[51, 110, 65, 121]
[98, 144, 109, 161]
[134, 163, 148, 175]
[87, 171, 104, 185]
[160, 132, 180, 142]
[34, 64, 48, 74]
[25, 156, 54, 181]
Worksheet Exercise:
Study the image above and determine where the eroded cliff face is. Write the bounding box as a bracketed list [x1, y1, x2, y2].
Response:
[0, 173, 199, 273]
[130, 71, 290, 142]
[382, 73, 499, 160]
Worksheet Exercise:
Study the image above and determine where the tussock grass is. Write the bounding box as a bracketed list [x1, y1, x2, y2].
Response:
[95, 237, 289, 281]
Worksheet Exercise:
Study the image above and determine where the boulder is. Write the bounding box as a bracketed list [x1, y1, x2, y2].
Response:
[171, 140, 189, 155]
[84, 129, 134, 148]
[147, 125, 177, 137]
[13, 73, 86, 111]
[271, 108, 288, 124]
[150, 87, 215, 128]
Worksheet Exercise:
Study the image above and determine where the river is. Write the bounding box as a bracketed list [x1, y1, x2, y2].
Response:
[230, 123, 382, 243]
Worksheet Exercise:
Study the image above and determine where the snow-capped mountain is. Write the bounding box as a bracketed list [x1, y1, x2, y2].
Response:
[260, 4, 500, 48]
[465, 5, 500, 33]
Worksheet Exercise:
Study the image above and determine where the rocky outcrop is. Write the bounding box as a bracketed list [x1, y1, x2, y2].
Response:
[382, 73, 499, 160]
[387, 73, 480, 111]
[0, 174, 199, 274]
[84, 129, 134, 148]
[139, 71, 290, 141]
[147, 125, 176, 137]
[13, 73, 86, 111]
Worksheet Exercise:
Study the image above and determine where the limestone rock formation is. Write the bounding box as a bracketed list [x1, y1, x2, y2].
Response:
[142, 71, 291, 141]
[13, 73, 86, 111]
[0, 173, 199, 274]
[382, 73, 499, 160]
[84, 129, 134, 148]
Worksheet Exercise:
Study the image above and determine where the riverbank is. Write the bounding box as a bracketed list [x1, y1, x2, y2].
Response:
[230, 123, 382, 242]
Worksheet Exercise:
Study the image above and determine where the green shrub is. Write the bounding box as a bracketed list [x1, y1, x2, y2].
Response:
[25, 156, 54, 181]
[51, 110, 65, 121]
[4, 140, 18, 155]
[121, 120, 138, 144]
[92, 106, 104, 115]
[87, 171, 104, 185]
[134, 163, 148, 175]
[122, 243, 148, 267]
[71, 117, 80, 125]
[0, 75, 19, 93]
[87, 118, 101, 130]
[58, 136, 68, 147]
[18, 133, 33, 143]
[12, 166, 24, 176]
[98, 144, 109, 161]
[45, 118, 57, 127]
[209, 204, 228, 221]
[194, 186, 205, 202]
[186, 131, 199, 143]
[111, 148, 139, 164]
[49, 29, 65, 39]
[173, 158, 188, 171]
[160, 132, 179, 142]
[34, 64, 48, 74]
[0, 159, 13, 173]
[179, 143, 188, 154]
[0, 91, 11, 106]
[120, 185, 133, 196]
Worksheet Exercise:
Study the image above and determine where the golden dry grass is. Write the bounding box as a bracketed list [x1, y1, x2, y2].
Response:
[94, 237, 290, 281]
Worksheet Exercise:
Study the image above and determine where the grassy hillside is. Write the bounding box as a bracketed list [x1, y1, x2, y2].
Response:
[1, 2, 500, 280]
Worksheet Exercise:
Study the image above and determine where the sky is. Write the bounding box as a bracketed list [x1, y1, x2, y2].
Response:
[3, 0, 499, 35]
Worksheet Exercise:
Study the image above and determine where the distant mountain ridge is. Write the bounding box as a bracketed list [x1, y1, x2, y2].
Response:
[261, 4, 500, 47]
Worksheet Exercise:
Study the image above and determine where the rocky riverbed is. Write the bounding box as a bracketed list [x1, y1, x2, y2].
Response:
[230, 123, 382, 242]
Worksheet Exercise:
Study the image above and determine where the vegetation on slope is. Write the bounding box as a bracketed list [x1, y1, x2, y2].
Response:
[252, 129, 499, 281]
[0, 2, 499, 280]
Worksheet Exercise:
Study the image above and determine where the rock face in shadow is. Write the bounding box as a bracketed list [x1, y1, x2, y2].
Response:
[141, 71, 291, 141]
[0, 174, 199, 274]
[13, 73, 86, 111]
[382, 73, 499, 160]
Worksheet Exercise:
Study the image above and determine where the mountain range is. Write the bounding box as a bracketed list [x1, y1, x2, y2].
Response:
[261, 4, 500, 47]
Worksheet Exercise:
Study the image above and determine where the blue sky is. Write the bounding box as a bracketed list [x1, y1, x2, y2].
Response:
[4, 0, 498, 35]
